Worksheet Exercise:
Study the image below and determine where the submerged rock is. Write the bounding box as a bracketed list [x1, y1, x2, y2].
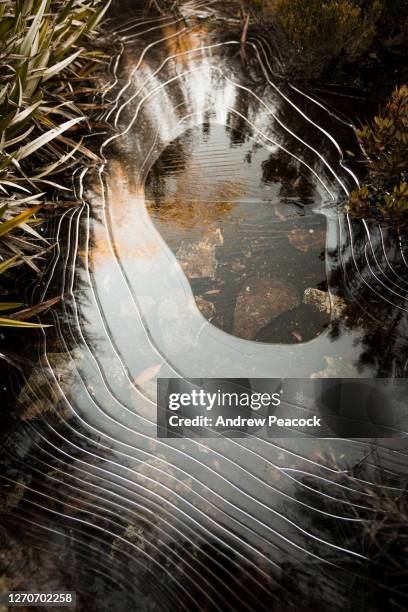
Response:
[195, 295, 215, 319]
[176, 228, 223, 279]
[311, 356, 362, 378]
[288, 228, 325, 253]
[233, 276, 299, 340]
[303, 288, 331, 313]
[303, 287, 346, 317]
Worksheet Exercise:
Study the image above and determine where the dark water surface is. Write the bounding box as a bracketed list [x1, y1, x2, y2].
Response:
[146, 122, 330, 343]
[1, 2, 408, 610]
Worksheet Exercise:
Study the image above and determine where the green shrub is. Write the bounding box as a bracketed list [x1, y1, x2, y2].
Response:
[346, 181, 408, 219]
[375, 0, 408, 51]
[346, 85, 408, 221]
[356, 85, 408, 178]
[256, 0, 383, 78]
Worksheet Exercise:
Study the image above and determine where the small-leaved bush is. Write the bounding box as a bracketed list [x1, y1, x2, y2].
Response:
[256, 0, 383, 78]
[356, 84, 408, 178]
[347, 85, 408, 221]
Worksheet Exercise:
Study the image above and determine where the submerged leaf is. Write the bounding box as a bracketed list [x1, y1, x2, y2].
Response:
[134, 363, 162, 386]
[7, 295, 61, 321]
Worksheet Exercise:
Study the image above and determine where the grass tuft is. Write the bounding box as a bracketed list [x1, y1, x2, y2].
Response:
[0, 0, 110, 327]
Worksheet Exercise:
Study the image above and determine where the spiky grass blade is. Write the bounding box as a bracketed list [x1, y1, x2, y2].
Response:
[0, 254, 19, 273]
[0, 317, 49, 328]
[0, 207, 40, 237]
[14, 117, 84, 161]
[0, 302, 24, 311]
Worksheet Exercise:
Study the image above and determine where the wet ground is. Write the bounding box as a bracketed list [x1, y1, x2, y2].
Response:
[1, 1, 408, 610]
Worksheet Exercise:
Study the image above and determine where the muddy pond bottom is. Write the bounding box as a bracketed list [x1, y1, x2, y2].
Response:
[146, 123, 329, 343]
